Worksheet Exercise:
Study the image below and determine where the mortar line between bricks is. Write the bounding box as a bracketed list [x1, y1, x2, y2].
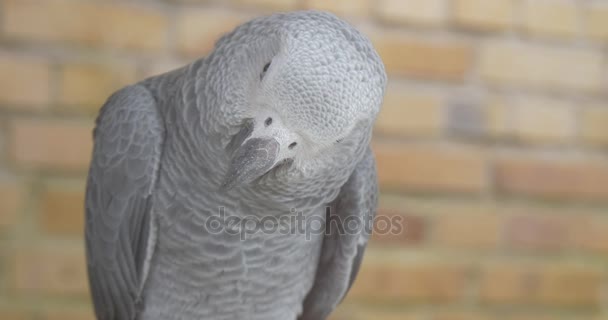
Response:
[373, 136, 608, 160]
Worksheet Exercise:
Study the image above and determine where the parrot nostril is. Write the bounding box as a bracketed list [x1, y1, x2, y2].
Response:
[264, 117, 273, 127]
[288, 142, 297, 150]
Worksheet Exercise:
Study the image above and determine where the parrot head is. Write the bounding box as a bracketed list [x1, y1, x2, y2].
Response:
[216, 11, 387, 190]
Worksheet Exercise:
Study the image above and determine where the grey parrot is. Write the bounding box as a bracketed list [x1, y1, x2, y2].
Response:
[85, 10, 386, 320]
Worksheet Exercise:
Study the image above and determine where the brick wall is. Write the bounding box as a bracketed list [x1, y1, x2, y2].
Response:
[0, 0, 606, 319]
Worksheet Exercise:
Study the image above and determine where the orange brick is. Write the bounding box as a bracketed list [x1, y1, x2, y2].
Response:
[453, 0, 514, 30]
[0, 119, 5, 158]
[41, 309, 95, 320]
[176, 8, 249, 57]
[373, 35, 473, 80]
[480, 42, 603, 93]
[0, 133, 11, 164]
[495, 157, 608, 201]
[432, 312, 491, 320]
[371, 209, 426, 245]
[575, 215, 608, 254]
[9, 119, 93, 171]
[433, 209, 501, 249]
[39, 181, 85, 236]
[0, 310, 30, 320]
[331, 307, 425, 320]
[231, 0, 298, 10]
[13, 246, 88, 295]
[586, 3, 608, 40]
[58, 62, 137, 111]
[0, 53, 50, 108]
[350, 259, 467, 302]
[522, 0, 581, 38]
[374, 82, 443, 137]
[304, 0, 370, 17]
[480, 263, 602, 307]
[373, 143, 486, 193]
[3, 0, 168, 51]
[375, 0, 448, 27]
[503, 212, 578, 251]
[0, 177, 26, 229]
[327, 307, 351, 320]
[581, 104, 608, 146]
[504, 316, 557, 320]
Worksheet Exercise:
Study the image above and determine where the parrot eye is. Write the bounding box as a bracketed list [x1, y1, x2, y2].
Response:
[260, 61, 271, 80]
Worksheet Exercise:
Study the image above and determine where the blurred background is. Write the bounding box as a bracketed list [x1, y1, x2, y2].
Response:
[0, 0, 607, 319]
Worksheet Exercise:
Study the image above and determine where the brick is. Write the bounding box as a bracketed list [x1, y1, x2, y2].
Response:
[350, 259, 467, 302]
[0, 177, 26, 229]
[480, 42, 603, 93]
[58, 62, 137, 111]
[327, 307, 351, 320]
[330, 307, 424, 320]
[484, 95, 511, 138]
[39, 182, 85, 236]
[2, 0, 168, 51]
[504, 316, 555, 320]
[480, 263, 602, 307]
[495, 157, 608, 201]
[581, 104, 608, 146]
[512, 97, 575, 144]
[522, 0, 580, 38]
[0, 53, 50, 108]
[432, 313, 490, 320]
[0, 120, 5, 162]
[13, 246, 88, 295]
[503, 213, 577, 251]
[0, 310, 30, 320]
[574, 216, 608, 254]
[375, 0, 447, 27]
[483, 96, 575, 144]
[232, 0, 298, 10]
[374, 83, 443, 137]
[304, 0, 370, 17]
[384, 197, 493, 217]
[433, 210, 501, 249]
[446, 100, 485, 138]
[373, 35, 473, 80]
[586, 3, 608, 40]
[141, 60, 188, 79]
[9, 119, 93, 171]
[373, 143, 486, 193]
[371, 209, 426, 245]
[453, 0, 514, 30]
[41, 309, 95, 320]
[176, 9, 249, 57]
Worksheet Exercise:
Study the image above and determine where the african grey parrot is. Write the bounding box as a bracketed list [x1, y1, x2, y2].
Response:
[85, 10, 386, 320]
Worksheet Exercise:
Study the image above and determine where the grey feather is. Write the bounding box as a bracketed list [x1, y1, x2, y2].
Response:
[85, 84, 164, 320]
[299, 148, 378, 320]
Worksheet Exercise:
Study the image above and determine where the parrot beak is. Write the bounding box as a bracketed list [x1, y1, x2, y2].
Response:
[220, 137, 280, 190]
